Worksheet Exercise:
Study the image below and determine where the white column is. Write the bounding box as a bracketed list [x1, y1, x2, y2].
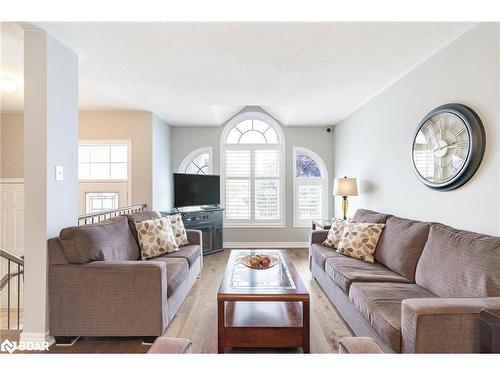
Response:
[151, 114, 172, 211]
[21, 29, 78, 346]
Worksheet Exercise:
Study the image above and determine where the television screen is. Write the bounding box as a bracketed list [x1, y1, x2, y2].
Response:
[173, 173, 220, 208]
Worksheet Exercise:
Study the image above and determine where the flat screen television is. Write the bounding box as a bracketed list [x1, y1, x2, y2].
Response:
[173, 173, 220, 208]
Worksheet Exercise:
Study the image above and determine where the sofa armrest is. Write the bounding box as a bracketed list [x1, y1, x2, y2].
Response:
[310, 229, 329, 245]
[401, 297, 500, 353]
[49, 260, 169, 336]
[186, 229, 202, 246]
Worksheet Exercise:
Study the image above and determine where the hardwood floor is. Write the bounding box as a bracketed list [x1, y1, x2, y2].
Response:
[0, 249, 352, 354]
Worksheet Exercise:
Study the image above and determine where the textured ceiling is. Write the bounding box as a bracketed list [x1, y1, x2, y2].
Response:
[1, 22, 475, 126]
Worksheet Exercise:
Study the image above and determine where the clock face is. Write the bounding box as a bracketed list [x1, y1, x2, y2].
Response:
[411, 104, 485, 191]
[412, 112, 470, 184]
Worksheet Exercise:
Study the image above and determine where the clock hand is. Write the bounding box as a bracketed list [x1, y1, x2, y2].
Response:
[434, 141, 458, 152]
[446, 142, 461, 149]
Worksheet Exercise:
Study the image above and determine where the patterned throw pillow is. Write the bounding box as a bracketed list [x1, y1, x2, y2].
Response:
[135, 218, 179, 260]
[168, 213, 189, 247]
[322, 218, 349, 249]
[337, 221, 385, 263]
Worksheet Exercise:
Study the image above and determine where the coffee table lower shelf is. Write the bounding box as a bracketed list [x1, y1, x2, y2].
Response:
[217, 300, 310, 353]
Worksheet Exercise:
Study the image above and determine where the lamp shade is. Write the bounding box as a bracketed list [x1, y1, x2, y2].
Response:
[333, 177, 358, 197]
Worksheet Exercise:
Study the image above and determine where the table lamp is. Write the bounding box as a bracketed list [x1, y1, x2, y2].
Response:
[333, 177, 358, 220]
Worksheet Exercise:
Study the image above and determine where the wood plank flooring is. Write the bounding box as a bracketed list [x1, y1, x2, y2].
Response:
[0, 249, 352, 354]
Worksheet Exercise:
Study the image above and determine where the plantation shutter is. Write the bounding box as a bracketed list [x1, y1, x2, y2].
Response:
[297, 184, 322, 221]
[254, 150, 280, 220]
[225, 150, 251, 219]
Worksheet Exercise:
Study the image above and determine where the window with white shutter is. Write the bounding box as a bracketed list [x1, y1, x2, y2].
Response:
[221, 112, 285, 227]
[293, 147, 328, 227]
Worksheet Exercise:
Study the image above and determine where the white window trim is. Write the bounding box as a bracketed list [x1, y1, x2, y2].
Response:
[178, 147, 213, 174]
[221, 111, 286, 228]
[85, 192, 120, 214]
[293, 147, 328, 228]
[78, 139, 132, 206]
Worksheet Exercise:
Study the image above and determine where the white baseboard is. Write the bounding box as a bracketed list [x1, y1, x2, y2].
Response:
[19, 331, 55, 348]
[223, 241, 309, 249]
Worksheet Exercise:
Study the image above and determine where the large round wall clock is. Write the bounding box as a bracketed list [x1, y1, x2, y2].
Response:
[411, 103, 485, 191]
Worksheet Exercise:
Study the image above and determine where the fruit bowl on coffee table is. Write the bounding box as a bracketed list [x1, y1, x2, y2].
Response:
[239, 254, 279, 270]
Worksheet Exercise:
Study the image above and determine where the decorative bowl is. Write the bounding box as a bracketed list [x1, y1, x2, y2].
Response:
[238, 254, 279, 270]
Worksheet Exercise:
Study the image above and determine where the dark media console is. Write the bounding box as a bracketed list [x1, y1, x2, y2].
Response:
[161, 207, 224, 255]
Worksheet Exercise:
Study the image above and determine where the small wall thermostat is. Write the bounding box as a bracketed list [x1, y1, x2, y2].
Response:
[55, 166, 64, 181]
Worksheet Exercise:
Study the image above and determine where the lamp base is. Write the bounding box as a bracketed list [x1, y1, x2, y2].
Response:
[342, 196, 349, 220]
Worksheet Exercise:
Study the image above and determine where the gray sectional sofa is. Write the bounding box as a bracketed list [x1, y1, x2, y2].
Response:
[48, 210, 202, 341]
[310, 208, 500, 353]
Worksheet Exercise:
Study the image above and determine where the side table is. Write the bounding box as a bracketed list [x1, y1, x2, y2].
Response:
[312, 219, 332, 230]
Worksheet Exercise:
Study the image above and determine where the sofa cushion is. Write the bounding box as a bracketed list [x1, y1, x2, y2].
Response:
[48, 238, 68, 265]
[310, 243, 338, 270]
[163, 245, 201, 268]
[135, 218, 179, 260]
[126, 210, 161, 246]
[352, 209, 391, 224]
[415, 224, 500, 297]
[338, 221, 386, 263]
[149, 257, 189, 297]
[59, 216, 140, 264]
[349, 282, 436, 352]
[324, 254, 410, 293]
[375, 216, 431, 282]
[166, 213, 189, 247]
[322, 218, 348, 249]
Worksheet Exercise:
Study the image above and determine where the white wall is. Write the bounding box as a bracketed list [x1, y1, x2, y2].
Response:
[152, 114, 172, 211]
[22, 29, 79, 343]
[333, 23, 500, 235]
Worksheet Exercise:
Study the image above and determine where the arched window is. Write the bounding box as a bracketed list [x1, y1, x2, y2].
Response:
[293, 147, 328, 227]
[221, 111, 285, 227]
[178, 147, 213, 175]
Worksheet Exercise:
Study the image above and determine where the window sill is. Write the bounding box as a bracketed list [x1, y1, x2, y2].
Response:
[293, 224, 315, 229]
[223, 223, 286, 229]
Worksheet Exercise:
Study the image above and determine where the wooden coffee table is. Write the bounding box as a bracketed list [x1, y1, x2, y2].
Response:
[217, 250, 310, 353]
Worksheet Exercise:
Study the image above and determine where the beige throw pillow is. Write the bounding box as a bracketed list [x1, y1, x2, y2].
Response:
[322, 218, 349, 249]
[168, 213, 189, 247]
[135, 218, 179, 260]
[337, 221, 385, 263]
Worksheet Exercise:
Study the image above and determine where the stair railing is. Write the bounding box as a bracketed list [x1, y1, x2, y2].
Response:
[78, 203, 147, 225]
[0, 248, 24, 330]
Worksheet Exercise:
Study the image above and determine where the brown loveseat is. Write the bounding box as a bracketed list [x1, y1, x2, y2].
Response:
[310, 208, 500, 353]
[48, 210, 202, 341]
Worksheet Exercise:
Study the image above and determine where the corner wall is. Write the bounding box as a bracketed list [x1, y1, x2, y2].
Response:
[333, 23, 500, 235]
[171, 112, 335, 244]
